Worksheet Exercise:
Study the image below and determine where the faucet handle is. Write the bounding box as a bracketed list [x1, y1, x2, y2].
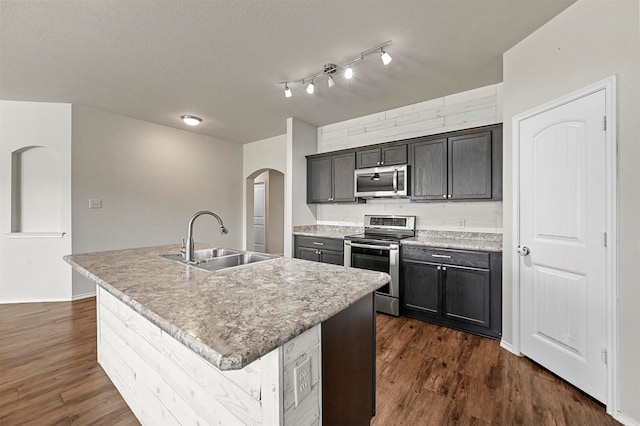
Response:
[180, 238, 186, 258]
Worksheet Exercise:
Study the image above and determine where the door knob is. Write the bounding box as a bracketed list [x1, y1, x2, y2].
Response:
[516, 246, 530, 256]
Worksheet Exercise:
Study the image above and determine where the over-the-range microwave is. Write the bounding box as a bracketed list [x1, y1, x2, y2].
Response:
[354, 165, 409, 198]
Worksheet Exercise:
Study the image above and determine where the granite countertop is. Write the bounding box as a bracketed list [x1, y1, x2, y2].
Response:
[403, 230, 503, 252]
[64, 245, 388, 371]
[294, 225, 503, 252]
[293, 225, 362, 239]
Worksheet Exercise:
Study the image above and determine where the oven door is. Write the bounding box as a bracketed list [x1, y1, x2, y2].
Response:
[344, 241, 400, 299]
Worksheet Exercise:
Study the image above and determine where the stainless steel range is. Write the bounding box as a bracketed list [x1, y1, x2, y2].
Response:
[344, 215, 416, 316]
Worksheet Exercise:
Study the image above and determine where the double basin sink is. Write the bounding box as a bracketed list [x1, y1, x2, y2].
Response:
[161, 248, 277, 272]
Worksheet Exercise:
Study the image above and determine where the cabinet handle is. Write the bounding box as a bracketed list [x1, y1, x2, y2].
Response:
[447, 194, 452, 199]
[380, 161, 384, 165]
[431, 254, 452, 259]
[312, 242, 325, 246]
[442, 266, 447, 271]
[442, 195, 447, 198]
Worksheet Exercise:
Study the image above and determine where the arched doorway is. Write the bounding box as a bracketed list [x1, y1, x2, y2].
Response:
[245, 168, 285, 255]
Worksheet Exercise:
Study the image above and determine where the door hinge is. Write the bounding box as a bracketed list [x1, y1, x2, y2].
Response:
[601, 348, 608, 365]
[602, 232, 607, 247]
[602, 115, 607, 131]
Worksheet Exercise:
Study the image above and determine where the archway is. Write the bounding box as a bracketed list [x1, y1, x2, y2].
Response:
[245, 168, 285, 255]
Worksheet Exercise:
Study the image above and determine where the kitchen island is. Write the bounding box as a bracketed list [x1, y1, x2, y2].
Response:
[65, 244, 389, 426]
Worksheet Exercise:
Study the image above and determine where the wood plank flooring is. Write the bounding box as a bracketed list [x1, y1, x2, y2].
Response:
[0, 298, 617, 425]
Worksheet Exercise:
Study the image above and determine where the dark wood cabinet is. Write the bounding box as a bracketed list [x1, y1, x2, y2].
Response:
[448, 132, 492, 199]
[401, 245, 501, 339]
[307, 152, 355, 203]
[410, 125, 502, 201]
[357, 144, 407, 169]
[410, 138, 447, 200]
[294, 236, 344, 265]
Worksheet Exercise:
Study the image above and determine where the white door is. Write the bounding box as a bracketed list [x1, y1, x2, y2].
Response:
[518, 89, 607, 402]
[253, 181, 266, 253]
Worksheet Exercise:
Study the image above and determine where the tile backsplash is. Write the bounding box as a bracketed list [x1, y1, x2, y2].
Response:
[316, 199, 503, 233]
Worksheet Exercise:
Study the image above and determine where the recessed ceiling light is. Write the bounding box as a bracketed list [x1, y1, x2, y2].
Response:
[181, 115, 202, 126]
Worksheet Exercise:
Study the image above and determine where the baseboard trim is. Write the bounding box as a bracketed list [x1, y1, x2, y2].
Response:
[72, 291, 96, 301]
[500, 339, 518, 355]
[614, 411, 640, 426]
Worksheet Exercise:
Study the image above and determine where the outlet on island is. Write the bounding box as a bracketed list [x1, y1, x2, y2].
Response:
[294, 356, 312, 406]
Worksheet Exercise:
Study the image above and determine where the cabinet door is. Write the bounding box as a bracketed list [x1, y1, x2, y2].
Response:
[332, 153, 356, 202]
[402, 260, 441, 315]
[410, 138, 447, 200]
[320, 250, 344, 266]
[357, 148, 381, 169]
[307, 156, 332, 203]
[442, 265, 490, 328]
[298, 247, 320, 262]
[448, 132, 492, 199]
[381, 144, 407, 166]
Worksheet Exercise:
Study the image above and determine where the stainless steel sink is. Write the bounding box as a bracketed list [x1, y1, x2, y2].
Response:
[191, 248, 240, 262]
[160, 248, 276, 272]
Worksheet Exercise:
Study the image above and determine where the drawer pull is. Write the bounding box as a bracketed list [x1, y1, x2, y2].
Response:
[431, 254, 452, 259]
[312, 242, 325, 246]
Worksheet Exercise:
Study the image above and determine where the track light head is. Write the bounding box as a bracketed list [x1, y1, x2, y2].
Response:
[284, 84, 292, 98]
[381, 49, 392, 65]
[344, 66, 353, 79]
[306, 80, 315, 94]
[327, 75, 335, 87]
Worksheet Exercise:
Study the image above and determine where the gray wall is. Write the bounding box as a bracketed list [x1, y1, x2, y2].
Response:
[503, 0, 639, 421]
[71, 105, 243, 295]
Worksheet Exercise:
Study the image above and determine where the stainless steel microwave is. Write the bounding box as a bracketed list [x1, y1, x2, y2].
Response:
[354, 165, 409, 198]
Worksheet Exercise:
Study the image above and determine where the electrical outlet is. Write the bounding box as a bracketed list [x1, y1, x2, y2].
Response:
[457, 219, 465, 229]
[293, 357, 311, 406]
[89, 199, 102, 209]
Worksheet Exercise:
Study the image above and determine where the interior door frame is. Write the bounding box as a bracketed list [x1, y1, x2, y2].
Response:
[511, 76, 618, 415]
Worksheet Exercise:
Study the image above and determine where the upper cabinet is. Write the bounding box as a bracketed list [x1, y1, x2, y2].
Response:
[410, 126, 502, 201]
[306, 124, 502, 204]
[307, 152, 356, 203]
[356, 144, 407, 169]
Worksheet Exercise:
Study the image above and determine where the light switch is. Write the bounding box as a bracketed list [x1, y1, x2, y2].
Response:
[89, 199, 102, 209]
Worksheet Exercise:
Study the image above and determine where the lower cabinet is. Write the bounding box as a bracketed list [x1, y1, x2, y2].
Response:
[401, 245, 501, 339]
[294, 235, 344, 266]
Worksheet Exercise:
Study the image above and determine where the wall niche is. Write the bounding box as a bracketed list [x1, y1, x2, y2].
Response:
[11, 146, 63, 233]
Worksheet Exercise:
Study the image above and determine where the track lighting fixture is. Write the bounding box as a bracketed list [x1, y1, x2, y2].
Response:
[278, 41, 391, 97]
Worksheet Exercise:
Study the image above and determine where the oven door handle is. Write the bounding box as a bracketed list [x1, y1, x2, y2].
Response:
[345, 242, 396, 251]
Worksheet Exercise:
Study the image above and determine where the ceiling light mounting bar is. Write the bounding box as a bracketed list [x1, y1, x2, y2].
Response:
[278, 41, 392, 90]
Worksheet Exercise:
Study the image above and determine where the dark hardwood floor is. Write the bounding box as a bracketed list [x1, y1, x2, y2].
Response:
[0, 298, 617, 425]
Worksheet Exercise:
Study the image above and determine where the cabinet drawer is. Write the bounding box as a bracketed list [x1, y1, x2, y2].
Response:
[295, 236, 344, 252]
[402, 246, 489, 269]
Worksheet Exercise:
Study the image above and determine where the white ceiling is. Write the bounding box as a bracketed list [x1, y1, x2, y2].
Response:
[0, 1, 575, 144]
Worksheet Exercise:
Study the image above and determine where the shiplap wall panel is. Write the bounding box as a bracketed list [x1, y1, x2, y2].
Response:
[317, 83, 503, 153]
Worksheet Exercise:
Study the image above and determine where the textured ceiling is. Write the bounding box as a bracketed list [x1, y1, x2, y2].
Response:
[0, 1, 575, 143]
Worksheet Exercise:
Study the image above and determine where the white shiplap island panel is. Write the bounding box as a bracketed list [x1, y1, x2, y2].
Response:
[98, 287, 321, 425]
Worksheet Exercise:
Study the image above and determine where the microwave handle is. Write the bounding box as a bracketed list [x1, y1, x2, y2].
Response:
[392, 169, 398, 193]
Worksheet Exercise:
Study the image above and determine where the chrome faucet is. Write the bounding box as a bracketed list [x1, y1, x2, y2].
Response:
[183, 210, 229, 263]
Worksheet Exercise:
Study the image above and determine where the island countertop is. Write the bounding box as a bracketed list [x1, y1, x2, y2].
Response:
[64, 245, 389, 371]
